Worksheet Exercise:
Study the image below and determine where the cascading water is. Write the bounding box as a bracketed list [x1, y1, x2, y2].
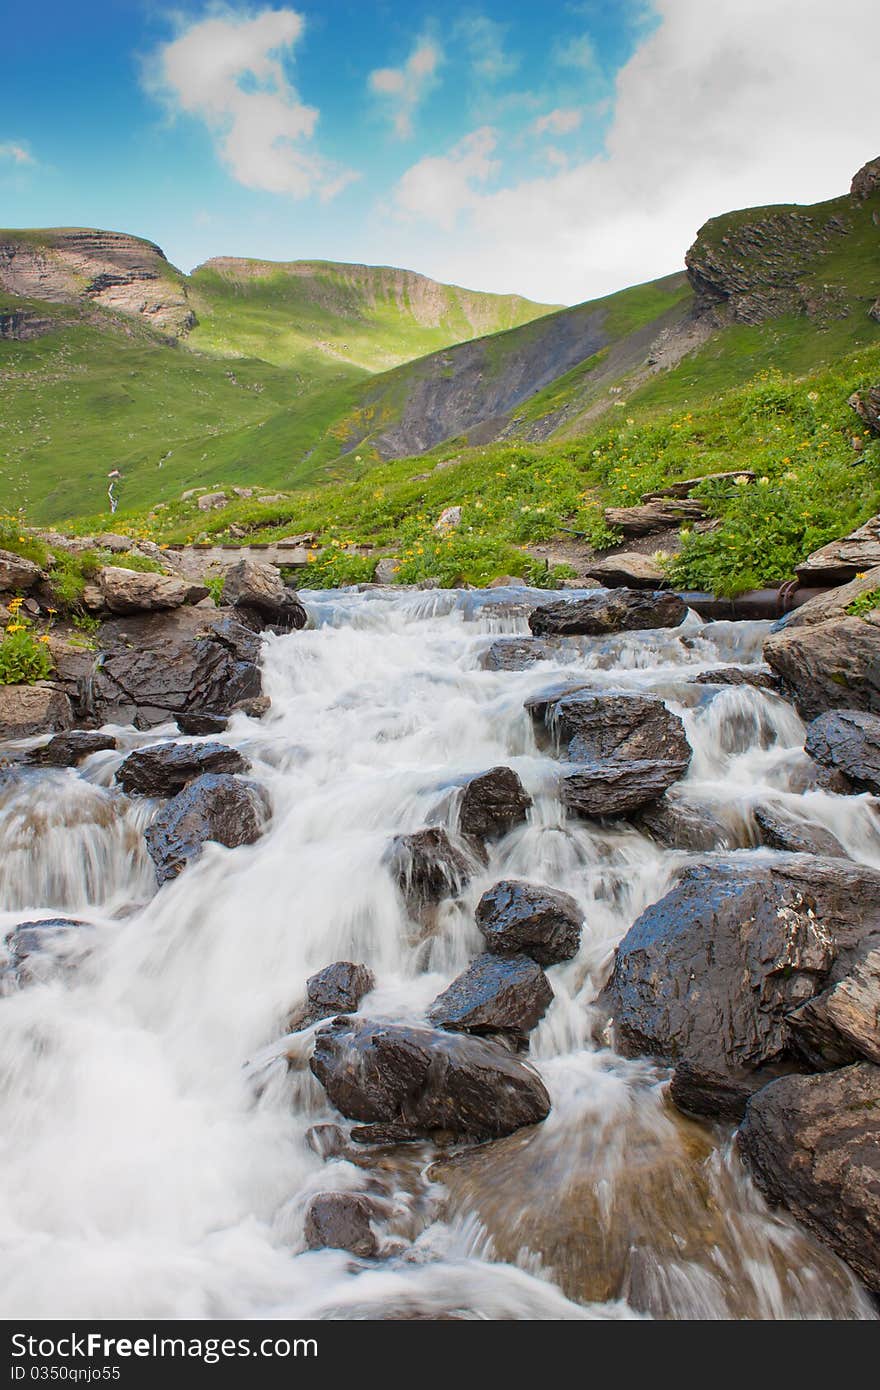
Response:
[0, 587, 877, 1321]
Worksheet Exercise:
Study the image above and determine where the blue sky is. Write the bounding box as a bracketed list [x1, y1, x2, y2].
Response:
[1, 1, 878, 303]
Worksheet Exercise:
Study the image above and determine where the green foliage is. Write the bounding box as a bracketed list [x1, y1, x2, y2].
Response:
[300, 546, 376, 589]
[0, 605, 53, 685]
[205, 573, 226, 604]
[522, 559, 578, 588]
[846, 587, 880, 618]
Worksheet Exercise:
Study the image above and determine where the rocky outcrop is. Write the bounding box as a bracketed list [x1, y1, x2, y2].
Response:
[603, 499, 706, 536]
[116, 740, 248, 796]
[788, 949, 880, 1069]
[309, 1016, 551, 1141]
[764, 615, 880, 720]
[0, 549, 43, 592]
[0, 308, 56, 341]
[753, 804, 847, 858]
[458, 767, 531, 841]
[582, 553, 667, 589]
[604, 856, 880, 1119]
[529, 589, 687, 637]
[532, 691, 690, 766]
[289, 961, 376, 1032]
[144, 772, 270, 884]
[738, 1064, 880, 1293]
[221, 557, 308, 629]
[386, 827, 473, 912]
[97, 567, 208, 615]
[851, 156, 880, 200]
[849, 386, 880, 436]
[427, 953, 553, 1042]
[794, 515, 880, 585]
[476, 880, 582, 966]
[804, 709, 880, 793]
[0, 683, 73, 738]
[304, 1192, 379, 1257]
[685, 207, 851, 325]
[0, 229, 195, 336]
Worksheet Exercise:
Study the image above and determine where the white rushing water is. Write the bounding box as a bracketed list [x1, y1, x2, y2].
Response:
[0, 587, 877, 1321]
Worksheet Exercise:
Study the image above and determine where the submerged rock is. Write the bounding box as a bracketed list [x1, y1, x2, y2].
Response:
[458, 767, 532, 841]
[144, 772, 270, 883]
[386, 827, 473, 910]
[738, 1064, 880, 1294]
[604, 856, 880, 1119]
[304, 1192, 379, 1257]
[691, 666, 781, 693]
[804, 709, 880, 794]
[479, 636, 567, 670]
[529, 589, 687, 638]
[534, 691, 691, 766]
[631, 794, 737, 852]
[310, 1016, 551, 1140]
[116, 740, 248, 796]
[753, 804, 847, 858]
[476, 880, 582, 966]
[428, 953, 553, 1041]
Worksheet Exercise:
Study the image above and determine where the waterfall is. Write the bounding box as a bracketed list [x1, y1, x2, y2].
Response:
[0, 587, 875, 1320]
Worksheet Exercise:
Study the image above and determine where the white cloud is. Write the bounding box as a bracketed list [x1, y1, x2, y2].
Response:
[554, 34, 600, 72]
[386, 0, 880, 303]
[369, 40, 442, 138]
[456, 15, 518, 82]
[395, 127, 498, 231]
[150, 8, 353, 199]
[532, 108, 583, 137]
[0, 142, 35, 165]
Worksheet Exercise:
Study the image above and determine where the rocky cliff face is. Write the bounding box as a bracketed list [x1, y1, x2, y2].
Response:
[0, 229, 195, 336]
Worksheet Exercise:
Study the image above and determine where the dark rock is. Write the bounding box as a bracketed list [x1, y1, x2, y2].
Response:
[604, 856, 880, 1118]
[738, 1064, 880, 1293]
[30, 730, 116, 767]
[794, 515, 880, 585]
[305, 1123, 349, 1159]
[0, 548, 44, 591]
[304, 1192, 379, 1257]
[310, 1017, 551, 1140]
[851, 155, 880, 200]
[479, 637, 565, 671]
[233, 695, 271, 719]
[785, 567, 880, 629]
[458, 767, 531, 841]
[116, 740, 248, 796]
[692, 666, 781, 693]
[603, 499, 706, 536]
[561, 760, 690, 817]
[753, 804, 847, 858]
[529, 589, 687, 637]
[476, 880, 582, 966]
[176, 711, 229, 736]
[90, 606, 265, 728]
[849, 386, 880, 436]
[764, 616, 880, 719]
[386, 827, 473, 910]
[631, 795, 737, 852]
[533, 691, 691, 767]
[288, 960, 378, 1032]
[144, 772, 270, 883]
[787, 948, 880, 1069]
[222, 557, 308, 629]
[804, 709, 880, 793]
[428, 953, 553, 1040]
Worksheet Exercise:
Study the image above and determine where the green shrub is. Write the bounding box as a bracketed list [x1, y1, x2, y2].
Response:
[205, 573, 226, 604]
[0, 605, 54, 685]
[846, 587, 880, 618]
[301, 546, 377, 588]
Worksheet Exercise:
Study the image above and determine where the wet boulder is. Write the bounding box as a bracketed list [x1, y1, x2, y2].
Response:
[476, 880, 582, 966]
[533, 691, 691, 767]
[0, 683, 73, 739]
[289, 960, 376, 1032]
[786, 948, 880, 1069]
[604, 857, 880, 1119]
[29, 730, 116, 767]
[176, 711, 229, 736]
[97, 566, 208, 615]
[386, 827, 473, 910]
[632, 794, 738, 852]
[304, 1192, 379, 1257]
[561, 760, 690, 818]
[737, 1064, 880, 1294]
[804, 709, 880, 794]
[691, 666, 781, 693]
[116, 740, 248, 796]
[310, 1017, 551, 1140]
[144, 772, 270, 884]
[529, 589, 687, 638]
[458, 767, 532, 841]
[221, 557, 307, 630]
[753, 804, 847, 858]
[764, 617, 880, 720]
[428, 953, 553, 1042]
